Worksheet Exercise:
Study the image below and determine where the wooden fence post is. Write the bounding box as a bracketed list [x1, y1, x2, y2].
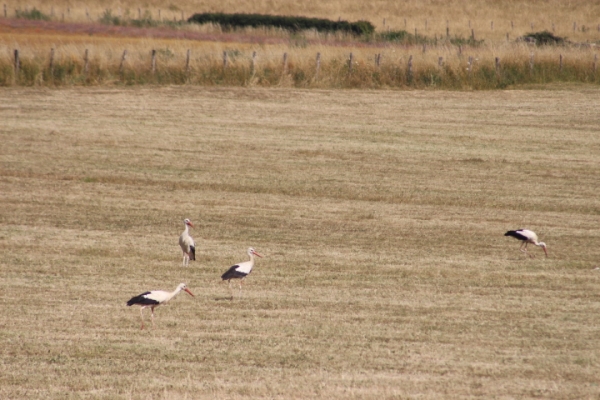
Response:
[222, 51, 228, 71]
[151, 49, 156, 74]
[467, 56, 473, 78]
[559, 54, 563, 72]
[348, 53, 353, 74]
[495, 57, 501, 78]
[83, 49, 89, 76]
[251, 51, 256, 76]
[529, 53, 534, 74]
[185, 49, 191, 75]
[471, 29, 475, 41]
[491, 21, 493, 31]
[406, 55, 413, 82]
[119, 50, 127, 76]
[594, 54, 598, 74]
[282, 52, 288, 75]
[14, 49, 19, 79]
[49, 48, 55, 79]
[375, 53, 381, 68]
[315, 52, 321, 80]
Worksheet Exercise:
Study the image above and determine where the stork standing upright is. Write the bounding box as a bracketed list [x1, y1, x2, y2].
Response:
[126, 283, 194, 329]
[179, 218, 196, 267]
[504, 229, 548, 258]
[221, 247, 263, 299]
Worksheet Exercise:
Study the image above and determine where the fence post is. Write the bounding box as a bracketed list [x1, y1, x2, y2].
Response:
[282, 52, 288, 75]
[185, 49, 191, 75]
[83, 49, 89, 76]
[119, 50, 127, 76]
[14, 49, 19, 80]
[222, 51, 228, 71]
[315, 52, 321, 80]
[471, 29, 475, 41]
[151, 49, 156, 74]
[251, 51, 256, 76]
[594, 54, 598, 74]
[467, 56, 473, 78]
[529, 53, 534, 74]
[375, 53, 381, 68]
[49, 48, 55, 80]
[495, 57, 501, 78]
[4, 4, 7, 18]
[559, 54, 563, 72]
[406, 55, 413, 83]
[348, 53, 353, 74]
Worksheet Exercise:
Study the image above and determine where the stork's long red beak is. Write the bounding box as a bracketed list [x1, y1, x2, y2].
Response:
[543, 247, 548, 257]
[184, 288, 195, 297]
[252, 251, 263, 258]
[187, 221, 194, 228]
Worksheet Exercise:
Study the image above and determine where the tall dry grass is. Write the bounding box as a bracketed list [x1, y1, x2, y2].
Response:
[4, 0, 600, 43]
[1, 32, 599, 88]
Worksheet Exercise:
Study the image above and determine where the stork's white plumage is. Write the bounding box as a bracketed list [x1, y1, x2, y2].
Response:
[221, 247, 263, 299]
[179, 218, 196, 267]
[126, 283, 194, 329]
[504, 229, 548, 258]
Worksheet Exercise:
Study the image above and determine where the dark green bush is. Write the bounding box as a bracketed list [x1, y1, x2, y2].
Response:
[15, 7, 50, 21]
[520, 31, 567, 45]
[188, 13, 375, 36]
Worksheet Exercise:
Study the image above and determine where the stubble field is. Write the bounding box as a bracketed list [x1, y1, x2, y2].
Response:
[1, 86, 600, 399]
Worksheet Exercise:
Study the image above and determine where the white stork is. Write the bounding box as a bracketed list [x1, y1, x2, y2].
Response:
[126, 283, 194, 329]
[504, 229, 548, 258]
[221, 247, 263, 299]
[179, 218, 196, 267]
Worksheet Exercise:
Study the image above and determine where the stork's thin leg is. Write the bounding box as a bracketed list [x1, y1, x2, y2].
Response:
[151, 307, 156, 328]
[239, 279, 244, 298]
[140, 307, 145, 330]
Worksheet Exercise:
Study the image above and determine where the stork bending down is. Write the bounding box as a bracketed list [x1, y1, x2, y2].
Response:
[505, 229, 548, 258]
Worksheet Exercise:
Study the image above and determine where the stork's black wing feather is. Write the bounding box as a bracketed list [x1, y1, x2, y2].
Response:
[126, 291, 158, 306]
[504, 230, 528, 241]
[221, 265, 248, 280]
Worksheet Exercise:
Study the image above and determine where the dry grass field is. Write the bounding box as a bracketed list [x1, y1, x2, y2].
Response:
[1, 86, 600, 399]
[5, 0, 600, 43]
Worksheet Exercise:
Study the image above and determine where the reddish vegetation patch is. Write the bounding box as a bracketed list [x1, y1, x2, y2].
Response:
[0, 18, 382, 48]
[0, 18, 287, 44]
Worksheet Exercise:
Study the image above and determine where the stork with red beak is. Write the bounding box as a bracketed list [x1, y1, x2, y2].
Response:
[221, 247, 263, 299]
[179, 218, 195, 267]
[504, 229, 548, 258]
[126, 283, 194, 329]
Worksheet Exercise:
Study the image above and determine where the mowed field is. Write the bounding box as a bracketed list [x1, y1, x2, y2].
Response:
[1, 86, 600, 399]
